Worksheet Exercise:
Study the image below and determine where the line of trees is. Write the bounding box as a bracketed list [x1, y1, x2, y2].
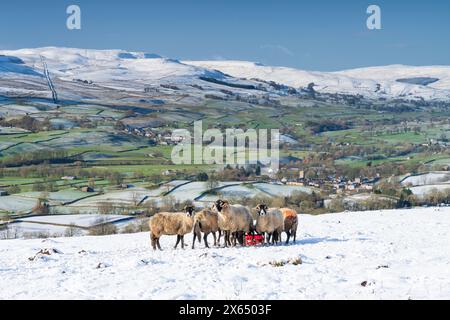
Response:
[0, 115, 51, 133]
[0, 149, 74, 168]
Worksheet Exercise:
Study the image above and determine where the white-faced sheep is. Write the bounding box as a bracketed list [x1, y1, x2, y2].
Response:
[212, 199, 253, 247]
[280, 208, 298, 244]
[192, 208, 219, 249]
[254, 204, 284, 245]
[149, 206, 195, 250]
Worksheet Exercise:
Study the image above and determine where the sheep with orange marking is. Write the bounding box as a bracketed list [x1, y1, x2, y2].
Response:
[280, 208, 298, 244]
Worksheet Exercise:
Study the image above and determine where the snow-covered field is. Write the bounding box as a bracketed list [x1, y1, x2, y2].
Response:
[1, 214, 135, 238]
[4, 222, 80, 237]
[0, 195, 37, 213]
[17, 189, 96, 205]
[70, 188, 149, 207]
[199, 185, 265, 201]
[1, 207, 449, 300]
[17, 214, 133, 228]
[409, 185, 450, 197]
[254, 182, 314, 196]
[401, 172, 450, 187]
[399, 172, 450, 197]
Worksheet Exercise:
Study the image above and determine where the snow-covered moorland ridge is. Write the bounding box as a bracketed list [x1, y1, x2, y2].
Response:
[1, 47, 450, 101]
[0, 47, 225, 86]
[186, 60, 450, 101]
[1, 207, 449, 300]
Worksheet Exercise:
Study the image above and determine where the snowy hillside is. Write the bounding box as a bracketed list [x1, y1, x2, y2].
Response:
[1, 207, 449, 300]
[0, 47, 271, 104]
[0, 47, 230, 94]
[1, 47, 450, 101]
[401, 172, 450, 187]
[186, 60, 450, 101]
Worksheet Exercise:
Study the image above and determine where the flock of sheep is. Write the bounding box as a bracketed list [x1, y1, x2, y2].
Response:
[148, 199, 299, 250]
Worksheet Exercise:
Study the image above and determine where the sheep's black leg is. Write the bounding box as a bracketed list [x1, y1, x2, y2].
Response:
[224, 231, 228, 247]
[212, 232, 217, 246]
[237, 232, 244, 246]
[192, 232, 196, 249]
[225, 231, 231, 247]
[266, 233, 271, 245]
[151, 234, 157, 250]
[181, 235, 185, 249]
[174, 235, 181, 249]
[233, 231, 239, 247]
[286, 231, 291, 245]
[203, 233, 209, 248]
[222, 231, 226, 247]
[157, 238, 162, 251]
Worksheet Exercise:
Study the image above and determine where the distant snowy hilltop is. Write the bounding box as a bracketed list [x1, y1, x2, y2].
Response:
[187, 60, 450, 101]
[1, 47, 450, 102]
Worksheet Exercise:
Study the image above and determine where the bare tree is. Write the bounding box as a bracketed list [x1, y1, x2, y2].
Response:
[131, 192, 140, 207]
[64, 224, 83, 237]
[1, 225, 21, 240]
[98, 202, 114, 215]
[88, 217, 117, 236]
[207, 174, 219, 190]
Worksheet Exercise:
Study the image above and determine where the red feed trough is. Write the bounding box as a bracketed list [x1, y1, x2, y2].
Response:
[245, 234, 265, 246]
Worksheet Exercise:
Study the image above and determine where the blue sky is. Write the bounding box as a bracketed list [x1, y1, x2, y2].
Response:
[1, 0, 449, 71]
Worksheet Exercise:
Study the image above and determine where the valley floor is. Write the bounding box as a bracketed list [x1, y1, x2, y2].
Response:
[1, 207, 449, 300]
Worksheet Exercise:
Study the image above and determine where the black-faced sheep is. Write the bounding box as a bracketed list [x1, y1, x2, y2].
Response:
[280, 208, 298, 244]
[149, 206, 195, 250]
[254, 204, 284, 245]
[212, 199, 253, 247]
[192, 208, 219, 249]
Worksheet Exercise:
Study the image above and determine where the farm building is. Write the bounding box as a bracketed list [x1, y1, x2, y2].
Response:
[0, 190, 8, 196]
